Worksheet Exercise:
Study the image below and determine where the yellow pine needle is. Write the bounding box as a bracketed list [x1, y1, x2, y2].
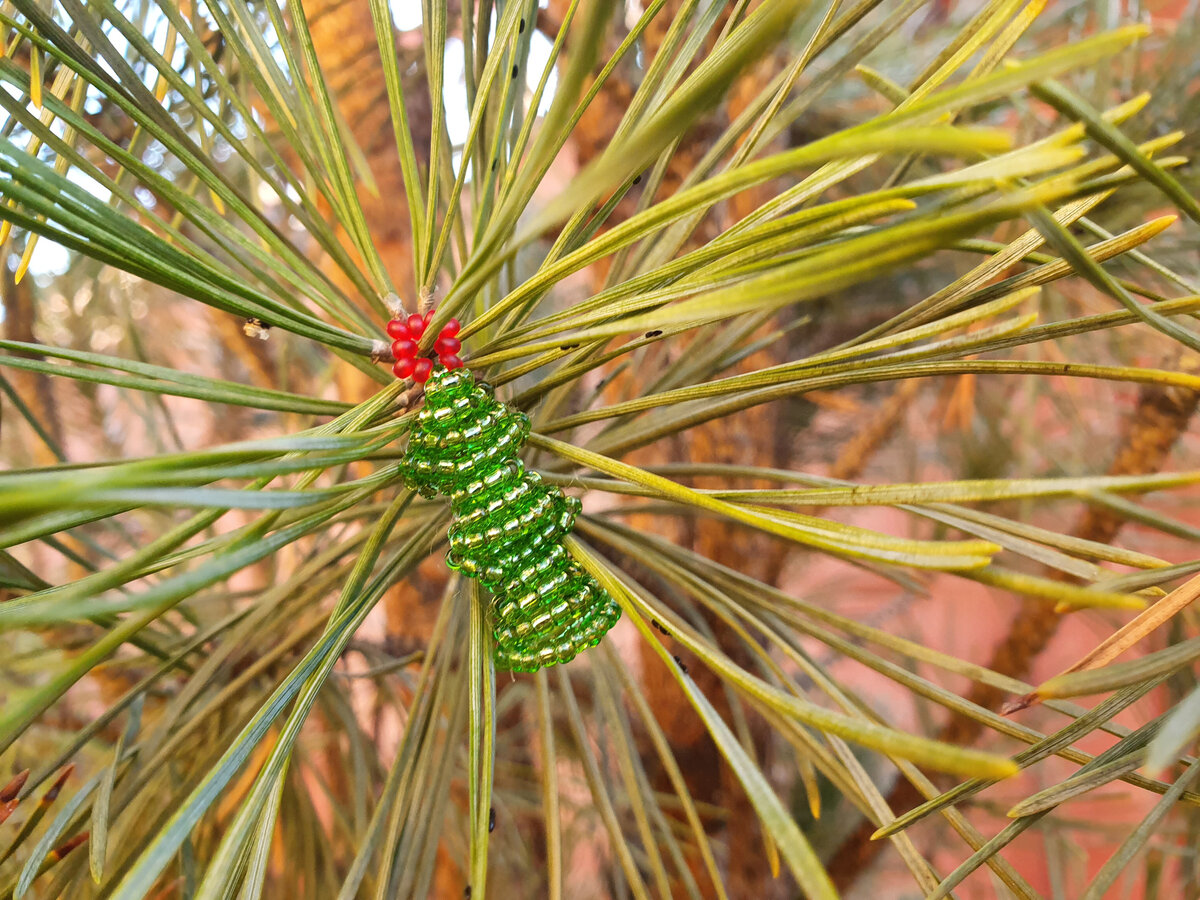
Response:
[971, 0, 1049, 77]
[24, 65, 76, 157]
[14, 233, 38, 284]
[29, 43, 41, 109]
[764, 829, 781, 880]
[154, 25, 178, 103]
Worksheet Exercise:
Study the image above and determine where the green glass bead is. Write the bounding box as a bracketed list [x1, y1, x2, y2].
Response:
[401, 366, 619, 671]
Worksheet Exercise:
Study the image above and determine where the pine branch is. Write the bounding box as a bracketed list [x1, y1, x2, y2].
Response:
[828, 354, 1200, 889]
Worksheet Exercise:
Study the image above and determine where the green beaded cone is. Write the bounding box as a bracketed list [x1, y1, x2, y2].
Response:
[402, 366, 620, 672]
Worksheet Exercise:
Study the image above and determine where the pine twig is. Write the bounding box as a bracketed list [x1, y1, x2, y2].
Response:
[829, 380, 922, 482]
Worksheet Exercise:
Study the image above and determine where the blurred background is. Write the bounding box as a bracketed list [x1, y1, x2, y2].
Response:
[3, 1, 1200, 897]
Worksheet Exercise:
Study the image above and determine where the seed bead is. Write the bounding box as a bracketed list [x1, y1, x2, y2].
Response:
[392, 338, 418, 359]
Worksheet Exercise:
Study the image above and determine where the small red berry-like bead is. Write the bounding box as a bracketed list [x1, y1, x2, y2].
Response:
[386, 319, 411, 340]
[434, 335, 461, 355]
[441, 318, 461, 337]
[440, 354, 464, 370]
[413, 357, 433, 383]
[391, 338, 418, 359]
[392, 357, 415, 379]
[423, 309, 435, 326]
[406, 314, 426, 338]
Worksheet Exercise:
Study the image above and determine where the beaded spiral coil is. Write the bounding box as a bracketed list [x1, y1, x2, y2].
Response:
[401, 366, 620, 672]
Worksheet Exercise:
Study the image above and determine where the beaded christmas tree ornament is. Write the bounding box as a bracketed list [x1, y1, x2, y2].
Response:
[389, 312, 620, 672]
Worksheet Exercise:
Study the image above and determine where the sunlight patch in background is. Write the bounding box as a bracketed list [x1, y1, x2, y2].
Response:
[395, 1, 557, 176]
[391, 1, 424, 31]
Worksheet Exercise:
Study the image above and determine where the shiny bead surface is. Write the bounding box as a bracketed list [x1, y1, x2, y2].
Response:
[392, 338, 418, 359]
[400, 366, 619, 671]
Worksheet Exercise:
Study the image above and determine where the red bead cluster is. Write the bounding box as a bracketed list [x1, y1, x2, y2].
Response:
[386, 311, 463, 384]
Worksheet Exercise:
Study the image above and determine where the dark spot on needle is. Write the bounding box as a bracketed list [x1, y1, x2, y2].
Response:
[673, 655, 688, 674]
[488, 807, 496, 832]
[645, 330, 662, 338]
